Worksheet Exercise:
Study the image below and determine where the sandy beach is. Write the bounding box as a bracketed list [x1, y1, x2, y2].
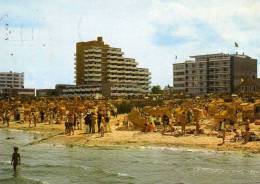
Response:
[1, 114, 260, 154]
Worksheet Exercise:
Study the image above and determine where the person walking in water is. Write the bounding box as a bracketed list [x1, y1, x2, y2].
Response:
[11, 147, 21, 172]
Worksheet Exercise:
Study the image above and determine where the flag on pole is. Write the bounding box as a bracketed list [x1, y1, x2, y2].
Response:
[175, 55, 177, 60]
[234, 42, 239, 47]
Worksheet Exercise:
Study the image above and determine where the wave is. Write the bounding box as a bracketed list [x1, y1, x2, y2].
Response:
[139, 146, 218, 154]
[22, 163, 66, 168]
[0, 129, 24, 133]
[0, 176, 49, 184]
[193, 167, 225, 173]
[193, 166, 259, 176]
[22, 163, 91, 173]
[117, 172, 130, 177]
[0, 160, 11, 164]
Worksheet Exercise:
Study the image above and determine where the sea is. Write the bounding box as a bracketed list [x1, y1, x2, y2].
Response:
[0, 129, 260, 184]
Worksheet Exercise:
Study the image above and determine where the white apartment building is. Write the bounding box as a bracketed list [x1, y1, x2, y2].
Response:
[0, 71, 24, 89]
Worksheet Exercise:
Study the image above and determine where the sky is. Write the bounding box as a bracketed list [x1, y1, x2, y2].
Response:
[0, 0, 259, 89]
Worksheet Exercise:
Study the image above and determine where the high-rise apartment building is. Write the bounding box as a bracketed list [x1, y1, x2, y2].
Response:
[74, 37, 151, 97]
[173, 53, 257, 95]
[0, 71, 24, 89]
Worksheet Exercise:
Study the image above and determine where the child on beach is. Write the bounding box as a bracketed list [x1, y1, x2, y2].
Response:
[3, 110, 10, 127]
[11, 147, 21, 172]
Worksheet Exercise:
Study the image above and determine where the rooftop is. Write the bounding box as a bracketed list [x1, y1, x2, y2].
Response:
[190, 52, 252, 59]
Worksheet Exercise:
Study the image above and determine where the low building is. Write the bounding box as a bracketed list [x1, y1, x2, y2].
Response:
[56, 83, 146, 98]
[237, 78, 260, 93]
[58, 84, 102, 97]
[36, 89, 56, 97]
[0, 88, 35, 97]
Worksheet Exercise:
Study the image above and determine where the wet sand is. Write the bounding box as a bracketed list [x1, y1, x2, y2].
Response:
[1, 115, 260, 153]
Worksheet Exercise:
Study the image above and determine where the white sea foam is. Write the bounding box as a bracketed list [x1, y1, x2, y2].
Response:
[193, 167, 224, 173]
[118, 172, 129, 177]
[25, 177, 50, 184]
[78, 165, 90, 171]
[140, 146, 218, 154]
[0, 160, 11, 165]
[1, 129, 24, 133]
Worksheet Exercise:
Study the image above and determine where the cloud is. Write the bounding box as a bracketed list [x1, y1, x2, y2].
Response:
[152, 25, 194, 46]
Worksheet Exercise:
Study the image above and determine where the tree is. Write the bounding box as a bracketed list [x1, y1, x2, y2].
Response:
[151, 85, 162, 94]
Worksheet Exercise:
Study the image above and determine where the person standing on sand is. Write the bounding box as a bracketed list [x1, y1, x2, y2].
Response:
[162, 114, 169, 132]
[105, 113, 111, 133]
[195, 120, 200, 135]
[97, 110, 102, 132]
[28, 112, 32, 128]
[88, 112, 93, 133]
[68, 113, 74, 136]
[3, 110, 10, 127]
[84, 112, 91, 134]
[32, 112, 37, 127]
[79, 112, 83, 130]
[181, 111, 186, 135]
[91, 112, 96, 133]
[11, 147, 21, 172]
[218, 119, 226, 145]
[245, 119, 250, 131]
[73, 111, 78, 130]
[100, 116, 106, 137]
[187, 109, 193, 124]
[113, 107, 117, 118]
[40, 110, 45, 123]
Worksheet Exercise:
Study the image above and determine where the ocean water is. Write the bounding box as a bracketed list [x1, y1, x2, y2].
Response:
[1, 129, 260, 184]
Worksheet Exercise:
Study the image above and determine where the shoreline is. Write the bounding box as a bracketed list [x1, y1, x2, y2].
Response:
[0, 115, 260, 154]
[1, 115, 260, 154]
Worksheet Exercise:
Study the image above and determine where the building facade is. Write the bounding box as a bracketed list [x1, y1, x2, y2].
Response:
[75, 37, 151, 98]
[0, 88, 35, 97]
[36, 89, 56, 97]
[0, 71, 24, 89]
[0, 72, 36, 97]
[238, 78, 260, 94]
[56, 84, 102, 98]
[173, 53, 257, 95]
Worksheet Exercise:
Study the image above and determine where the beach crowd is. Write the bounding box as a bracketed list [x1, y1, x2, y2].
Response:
[1, 96, 260, 146]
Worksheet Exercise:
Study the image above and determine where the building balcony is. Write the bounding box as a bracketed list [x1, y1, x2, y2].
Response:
[107, 74, 121, 78]
[107, 55, 123, 60]
[107, 49, 122, 54]
[136, 80, 150, 84]
[84, 78, 102, 82]
[84, 68, 102, 72]
[107, 69, 125, 74]
[84, 63, 101, 67]
[84, 58, 102, 62]
[107, 64, 127, 69]
[208, 65, 230, 69]
[107, 59, 125, 65]
[84, 73, 102, 77]
[84, 49, 102, 53]
[111, 87, 139, 91]
[84, 54, 102, 58]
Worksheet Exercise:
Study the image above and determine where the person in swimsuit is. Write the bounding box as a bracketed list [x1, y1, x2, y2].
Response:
[11, 147, 21, 172]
